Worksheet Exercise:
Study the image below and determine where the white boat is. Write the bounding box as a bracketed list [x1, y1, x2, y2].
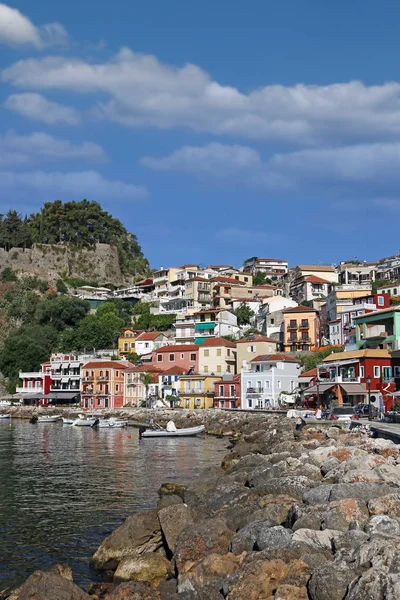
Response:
[0, 414, 11, 419]
[37, 415, 61, 423]
[72, 414, 98, 427]
[140, 424, 205, 438]
[62, 417, 75, 425]
[98, 418, 128, 429]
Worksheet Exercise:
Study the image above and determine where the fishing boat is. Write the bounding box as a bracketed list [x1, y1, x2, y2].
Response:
[140, 421, 205, 438]
[62, 417, 75, 425]
[0, 414, 11, 419]
[98, 418, 128, 429]
[36, 415, 61, 423]
[72, 414, 99, 427]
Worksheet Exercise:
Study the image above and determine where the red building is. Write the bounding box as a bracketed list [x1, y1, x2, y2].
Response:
[213, 374, 241, 409]
[17, 362, 52, 404]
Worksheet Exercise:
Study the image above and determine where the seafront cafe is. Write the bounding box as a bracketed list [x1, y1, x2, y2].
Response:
[13, 391, 80, 406]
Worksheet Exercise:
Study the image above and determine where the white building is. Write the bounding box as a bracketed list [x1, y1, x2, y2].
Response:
[241, 354, 301, 409]
[134, 332, 170, 356]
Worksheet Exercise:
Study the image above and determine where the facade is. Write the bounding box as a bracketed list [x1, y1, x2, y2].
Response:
[235, 334, 278, 370]
[354, 306, 400, 351]
[17, 362, 52, 403]
[323, 284, 372, 322]
[337, 262, 377, 285]
[184, 277, 212, 308]
[292, 265, 338, 284]
[174, 313, 196, 345]
[135, 332, 169, 356]
[198, 337, 236, 375]
[214, 374, 241, 409]
[118, 328, 144, 358]
[290, 275, 330, 304]
[254, 296, 298, 340]
[242, 257, 288, 279]
[158, 366, 187, 406]
[282, 306, 320, 352]
[377, 282, 400, 298]
[154, 344, 198, 371]
[124, 365, 162, 407]
[81, 360, 133, 409]
[241, 354, 300, 409]
[376, 255, 400, 281]
[178, 374, 220, 409]
[193, 308, 239, 343]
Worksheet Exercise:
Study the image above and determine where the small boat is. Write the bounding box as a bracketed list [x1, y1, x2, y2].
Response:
[72, 414, 99, 427]
[62, 417, 75, 425]
[140, 421, 205, 438]
[98, 418, 128, 429]
[36, 415, 61, 423]
[0, 413, 11, 419]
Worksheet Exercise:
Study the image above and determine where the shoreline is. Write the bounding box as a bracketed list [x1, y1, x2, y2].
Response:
[4, 412, 400, 599]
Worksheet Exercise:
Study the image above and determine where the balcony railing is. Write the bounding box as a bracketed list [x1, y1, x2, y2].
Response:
[287, 337, 298, 343]
[83, 376, 94, 382]
[287, 323, 298, 330]
[318, 376, 361, 383]
[97, 376, 110, 382]
[246, 388, 264, 394]
[16, 386, 43, 394]
[298, 322, 309, 329]
[298, 337, 311, 343]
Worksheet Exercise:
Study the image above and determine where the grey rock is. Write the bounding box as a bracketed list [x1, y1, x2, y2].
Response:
[303, 485, 333, 505]
[229, 520, 275, 554]
[251, 475, 315, 499]
[308, 561, 358, 600]
[158, 503, 193, 554]
[330, 482, 396, 502]
[255, 525, 292, 551]
[365, 514, 400, 537]
[291, 528, 340, 552]
[156, 494, 183, 511]
[321, 457, 340, 477]
[326, 427, 341, 440]
[6, 564, 89, 600]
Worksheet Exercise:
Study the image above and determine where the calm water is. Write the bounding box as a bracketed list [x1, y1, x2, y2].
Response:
[0, 420, 227, 591]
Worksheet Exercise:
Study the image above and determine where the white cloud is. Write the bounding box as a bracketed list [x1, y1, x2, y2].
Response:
[4, 48, 400, 145]
[141, 141, 400, 194]
[0, 170, 148, 201]
[0, 130, 106, 166]
[4, 93, 80, 125]
[0, 3, 68, 48]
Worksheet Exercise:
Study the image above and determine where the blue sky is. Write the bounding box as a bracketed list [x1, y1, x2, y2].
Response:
[1, 1, 400, 269]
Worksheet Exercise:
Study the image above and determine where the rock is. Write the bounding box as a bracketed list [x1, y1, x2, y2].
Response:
[303, 485, 333, 505]
[321, 499, 369, 531]
[326, 427, 341, 439]
[158, 504, 193, 554]
[332, 530, 369, 561]
[157, 579, 177, 600]
[177, 552, 240, 593]
[156, 494, 183, 511]
[291, 528, 340, 552]
[7, 564, 90, 600]
[250, 475, 315, 499]
[230, 520, 274, 554]
[345, 568, 395, 600]
[365, 514, 400, 537]
[107, 581, 161, 599]
[113, 552, 170, 585]
[174, 518, 233, 575]
[86, 581, 116, 597]
[308, 446, 338, 467]
[255, 525, 292, 551]
[91, 510, 163, 571]
[308, 561, 358, 600]
[368, 492, 400, 517]
[321, 456, 340, 476]
[158, 483, 186, 500]
[304, 482, 397, 504]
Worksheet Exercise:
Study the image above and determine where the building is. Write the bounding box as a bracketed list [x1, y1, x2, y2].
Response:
[118, 328, 144, 358]
[198, 337, 236, 375]
[135, 332, 170, 356]
[184, 277, 212, 308]
[315, 349, 397, 409]
[354, 306, 400, 351]
[253, 296, 298, 341]
[242, 257, 288, 279]
[376, 282, 400, 298]
[235, 334, 278, 370]
[292, 265, 338, 284]
[17, 362, 52, 405]
[81, 360, 134, 409]
[241, 354, 300, 409]
[174, 313, 196, 345]
[282, 306, 320, 352]
[178, 374, 221, 409]
[337, 262, 377, 285]
[158, 366, 187, 406]
[193, 308, 239, 343]
[376, 255, 400, 281]
[154, 344, 198, 371]
[290, 275, 330, 304]
[214, 374, 241, 409]
[298, 368, 317, 394]
[124, 365, 162, 407]
[323, 284, 373, 323]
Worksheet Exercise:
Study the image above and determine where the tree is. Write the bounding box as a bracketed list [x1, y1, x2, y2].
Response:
[71, 302, 124, 351]
[222, 334, 236, 342]
[235, 303, 254, 326]
[0, 268, 17, 282]
[140, 373, 156, 408]
[299, 346, 344, 372]
[253, 272, 273, 286]
[127, 352, 142, 365]
[35, 295, 90, 331]
[0, 210, 32, 251]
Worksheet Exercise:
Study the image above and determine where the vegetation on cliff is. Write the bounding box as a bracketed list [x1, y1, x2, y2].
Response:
[0, 200, 150, 276]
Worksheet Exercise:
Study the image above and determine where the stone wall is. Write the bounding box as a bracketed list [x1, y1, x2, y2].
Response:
[0, 243, 123, 284]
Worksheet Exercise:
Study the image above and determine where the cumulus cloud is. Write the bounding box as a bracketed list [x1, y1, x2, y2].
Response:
[4, 93, 80, 125]
[0, 3, 68, 48]
[0, 130, 106, 166]
[0, 170, 148, 201]
[4, 48, 400, 145]
[141, 141, 400, 194]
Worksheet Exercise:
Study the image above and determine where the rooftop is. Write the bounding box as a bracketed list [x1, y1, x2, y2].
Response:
[353, 305, 400, 319]
[157, 344, 198, 353]
[210, 277, 246, 284]
[282, 306, 318, 314]
[136, 331, 166, 341]
[322, 349, 391, 362]
[83, 361, 134, 369]
[236, 334, 276, 344]
[297, 265, 336, 273]
[160, 366, 188, 375]
[251, 353, 300, 363]
[200, 337, 236, 348]
[299, 368, 317, 378]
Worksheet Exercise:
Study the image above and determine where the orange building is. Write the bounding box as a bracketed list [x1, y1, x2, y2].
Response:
[81, 360, 134, 409]
[282, 306, 320, 352]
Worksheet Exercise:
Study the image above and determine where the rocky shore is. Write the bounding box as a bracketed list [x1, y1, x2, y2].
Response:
[4, 412, 400, 599]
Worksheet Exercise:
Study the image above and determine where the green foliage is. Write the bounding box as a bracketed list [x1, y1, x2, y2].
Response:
[56, 279, 68, 294]
[67, 302, 125, 351]
[127, 351, 142, 365]
[222, 334, 236, 342]
[253, 272, 273, 286]
[244, 327, 263, 335]
[235, 303, 254, 325]
[133, 301, 175, 331]
[299, 346, 344, 372]
[0, 268, 17, 282]
[35, 295, 91, 331]
[2, 289, 41, 323]
[371, 279, 400, 294]
[0, 210, 32, 251]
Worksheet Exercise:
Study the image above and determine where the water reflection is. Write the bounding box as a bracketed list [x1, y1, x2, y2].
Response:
[0, 421, 226, 590]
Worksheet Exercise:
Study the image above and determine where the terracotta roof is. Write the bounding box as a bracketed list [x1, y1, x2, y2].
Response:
[206, 265, 234, 269]
[251, 353, 300, 363]
[210, 277, 245, 284]
[323, 349, 391, 362]
[178, 264, 199, 269]
[187, 276, 210, 282]
[236, 334, 276, 344]
[297, 265, 336, 272]
[377, 282, 400, 289]
[160, 366, 188, 375]
[200, 337, 236, 348]
[122, 328, 144, 333]
[156, 344, 198, 353]
[82, 361, 134, 369]
[126, 365, 163, 373]
[230, 298, 262, 302]
[302, 275, 330, 284]
[136, 331, 166, 341]
[283, 306, 318, 313]
[299, 368, 317, 378]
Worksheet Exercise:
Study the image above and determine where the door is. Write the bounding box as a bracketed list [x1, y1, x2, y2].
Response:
[84, 399, 88, 408]
[104, 397, 109, 408]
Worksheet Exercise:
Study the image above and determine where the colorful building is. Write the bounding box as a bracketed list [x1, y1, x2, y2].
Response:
[135, 331, 170, 356]
[282, 306, 320, 352]
[158, 366, 187, 406]
[198, 337, 236, 375]
[290, 275, 330, 305]
[354, 306, 400, 351]
[81, 360, 134, 409]
[214, 374, 241, 408]
[178, 374, 221, 409]
[242, 257, 288, 279]
[17, 362, 52, 404]
[193, 308, 239, 343]
[118, 328, 144, 358]
[154, 344, 198, 371]
[235, 334, 277, 370]
[241, 354, 301, 409]
[124, 365, 162, 407]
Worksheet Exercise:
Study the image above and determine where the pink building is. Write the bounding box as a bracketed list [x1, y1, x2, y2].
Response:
[154, 344, 198, 372]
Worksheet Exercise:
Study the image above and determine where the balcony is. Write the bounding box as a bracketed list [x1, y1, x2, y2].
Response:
[179, 388, 206, 395]
[19, 372, 43, 379]
[16, 386, 43, 394]
[83, 376, 94, 382]
[246, 387, 264, 394]
[97, 376, 110, 382]
[298, 322, 309, 330]
[298, 337, 311, 343]
[287, 323, 298, 331]
[318, 375, 361, 384]
[287, 337, 298, 343]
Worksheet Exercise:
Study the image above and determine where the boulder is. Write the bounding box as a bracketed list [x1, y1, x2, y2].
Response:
[6, 564, 89, 600]
[321, 499, 369, 531]
[177, 552, 240, 594]
[107, 581, 162, 599]
[158, 504, 193, 554]
[365, 514, 400, 537]
[291, 528, 340, 552]
[368, 492, 400, 517]
[91, 510, 163, 571]
[255, 525, 292, 551]
[158, 483, 186, 500]
[113, 552, 170, 585]
[308, 561, 358, 600]
[156, 494, 183, 511]
[229, 520, 276, 554]
[250, 475, 315, 499]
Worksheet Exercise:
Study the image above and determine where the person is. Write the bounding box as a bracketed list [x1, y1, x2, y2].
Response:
[315, 407, 322, 419]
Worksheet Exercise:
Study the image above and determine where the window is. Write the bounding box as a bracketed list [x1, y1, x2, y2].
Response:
[235, 276, 239, 280]
[220, 400, 224, 408]
[291, 345, 297, 352]
[244, 277, 248, 282]
[181, 353, 184, 359]
[185, 399, 190, 408]
[290, 320, 297, 327]
[116, 371, 119, 377]
[230, 385, 235, 397]
[374, 366, 380, 378]
[360, 366, 365, 378]
[395, 289, 398, 296]
[227, 349, 231, 356]
[190, 353, 196, 361]
[270, 318, 274, 325]
[169, 354, 175, 361]
[195, 398, 201, 407]
[277, 380, 281, 388]
[217, 365, 222, 373]
[145, 343, 149, 348]
[227, 365, 231, 373]
[216, 349, 221, 356]
[290, 333, 296, 340]
[204, 349, 209, 357]
[248, 398, 252, 408]
[378, 296, 384, 306]
[98, 398, 102, 406]
[383, 366, 392, 380]
[302, 345, 309, 351]
[204, 366, 209, 373]
[116, 385, 119, 392]
[265, 380, 270, 388]
[219, 385, 224, 396]
[157, 355, 163, 362]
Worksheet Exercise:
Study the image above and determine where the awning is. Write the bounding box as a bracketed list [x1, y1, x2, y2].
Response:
[320, 359, 359, 368]
[45, 392, 79, 400]
[305, 383, 335, 394]
[194, 322, 215, 330]
[340, 383, 367, 395]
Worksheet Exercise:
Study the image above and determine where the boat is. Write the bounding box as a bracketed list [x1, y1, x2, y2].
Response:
[36, 415, 61, 423]
[72, 414, 99, 427]
[97, 418, 128, 429]
[140, 421, 205, 438]
[0, 414, 11, 419]
[62, 417, 76, 425]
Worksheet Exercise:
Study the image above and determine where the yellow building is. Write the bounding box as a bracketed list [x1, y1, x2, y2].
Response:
[178, 374, 221, 409]
[282, 306, 320, 352]
[235, 334, 278, 369]
[118, 328, 144, 358]
[198, 337, 237, 375]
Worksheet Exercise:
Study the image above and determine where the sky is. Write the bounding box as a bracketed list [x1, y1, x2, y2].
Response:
[1, 1, 400, 269]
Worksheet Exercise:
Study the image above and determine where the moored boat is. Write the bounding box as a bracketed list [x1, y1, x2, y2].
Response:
[98, 418, 128, 429]
[36, 415, 61, 423]
[0, 414, 11, 419]
[72, 414, 99, 427]
[62, 417, 75, 425]
[140, 423, 205, 438]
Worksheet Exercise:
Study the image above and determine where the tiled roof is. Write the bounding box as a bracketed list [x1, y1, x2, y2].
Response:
[122, 328, 144, 333]
[297, 265, 336, 273]
[251, 353, 300, 363]
[188, 276, 210, 282]
[83, 361, 134, 369]
[200, 337, 236, 348]
[299, 368, 317, 378]
[160, 366, 188, 375]
[136, 331, 166, 341]
[156, 344, 198, 353]
[282, 306, 318, 313]
[255, 284, 275, 288]
[126, 365, 163, 373]
[323, 349, 391, 362]
[179, 264, 199, 269]
[236, 334, 276, 344]
[299, 275, 330, 284]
